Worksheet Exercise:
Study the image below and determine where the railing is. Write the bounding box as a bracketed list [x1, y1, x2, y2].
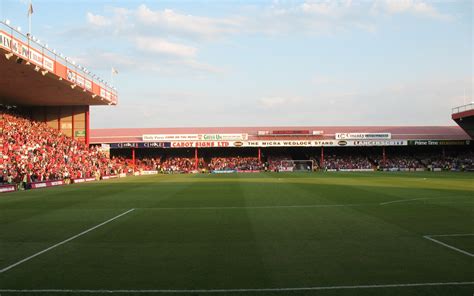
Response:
[452, 103, 474, 114]
[0, 20, 117, 105]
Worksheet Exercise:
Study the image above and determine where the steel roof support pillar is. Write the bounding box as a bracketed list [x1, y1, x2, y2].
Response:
[195, 148, 198, 171]
[320, 147, 324, 169]
[85, 106, 90, 146]
[132, 148, 136, 171]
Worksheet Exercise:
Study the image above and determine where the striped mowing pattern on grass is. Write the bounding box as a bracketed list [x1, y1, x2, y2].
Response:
[0, 172, 473, 296]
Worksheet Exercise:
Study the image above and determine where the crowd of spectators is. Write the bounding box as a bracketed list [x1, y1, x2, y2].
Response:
[323, 155, 373, 170]
[108, 156, 162, 174]
[375, 156, 423, 170]
[1, 107, 122, 187]
[112, 153, 473, 173]
[421, 153, 474, 171]
[266, 156, 293, 171]
[1, 105, 473, 190]
[135, 157, 161, 172]
[209, 157, 262, 171]
[158, 157, 203, 173]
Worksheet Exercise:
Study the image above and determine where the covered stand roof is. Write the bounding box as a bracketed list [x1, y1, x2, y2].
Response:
[0, 22, 117, 106]
[91, 126, 470, 145]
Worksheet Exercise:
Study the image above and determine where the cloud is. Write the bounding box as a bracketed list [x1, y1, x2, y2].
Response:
[71, 49, 222, 76]
[167, 59, 223, 74]
[311, 74, 333, 85]
[247, 1, 378, 36]
[250, 0, 451, 36]
[77, 8, 219, 74]
[259, 96, 303, 109]
[73, 51, 137, 72]
[301, 1, 353, 16]
[91, 75, 470, 128]
[135, 37, 197, 58]
[74, 1, 454, 81]
[374, 0, 452, 20]
[83, 2, 375, 40]
[132, 37, 222, 73]
[83, 1, 452, 40]
[135, 5, 243, 39]
[86, 12, 112, 27]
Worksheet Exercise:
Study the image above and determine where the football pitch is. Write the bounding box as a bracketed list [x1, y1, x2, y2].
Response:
[0, 172, 473, 296]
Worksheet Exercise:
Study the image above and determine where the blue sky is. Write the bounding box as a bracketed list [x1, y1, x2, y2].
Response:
[1, 0, 472, 127]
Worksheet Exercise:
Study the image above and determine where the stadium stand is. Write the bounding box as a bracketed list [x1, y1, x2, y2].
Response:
[1, 106, 125, 187]
[0, 20, 472, 192]
[323, 154, 374, 171]
[209, 157, 262, 172]
[0, 19, 119, 191]
[2, 107, 474, 190]
[452, 103, 474, 138]
[159, 157, 204, 173]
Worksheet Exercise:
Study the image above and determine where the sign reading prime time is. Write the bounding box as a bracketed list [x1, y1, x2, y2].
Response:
[142, 134, 248, 141]
[335, 133, 392, 140]
[409, 140, 470, 146]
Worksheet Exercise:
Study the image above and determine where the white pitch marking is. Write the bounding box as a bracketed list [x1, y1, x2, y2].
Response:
[0, 208, 135, 274]
[380, 198, 437, 205]
[426, 234, 474, 238]
[139, 204, 370, 210]
[0, 281, 473, 293]
[140, 200, 473, 210]
[423, 235, 474, 257]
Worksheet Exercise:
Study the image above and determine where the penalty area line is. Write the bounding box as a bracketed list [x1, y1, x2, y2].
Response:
[0, 208, 135, 274]
[423, 235, 474, 257]
[139, 203, 371, 210]
[0, 281, 473, 293]
[380, 197, 438, 205]
[426, 233, 474, 238]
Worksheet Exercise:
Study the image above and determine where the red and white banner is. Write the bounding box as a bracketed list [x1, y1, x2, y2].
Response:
[143, 134, 248, 142]
[67, 69, 93, 91]
[241, 140, 406, 147]
[0, 31, 54, 72]
[30, 180, 65, 189]
[72, 178, 96, 184]
[0, 184, 16, 193]
[102, 175, 118, 180]
[0, 28, 117, 104]
[346, 140, 406, 146]
[162, 139, 408, 148]
[140, 171, 158, 175]
[100, 87, 117, 104]
[338, 169, 375, 172]
[243, 140, 329, 147]
[335, 133, 392, 140]
[170, 141, 234, 148]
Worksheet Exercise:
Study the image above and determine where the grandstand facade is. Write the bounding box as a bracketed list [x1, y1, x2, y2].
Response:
[0, 20, 117, 192]
[0, 21, 117, 145]
[90, 126, 472, 173]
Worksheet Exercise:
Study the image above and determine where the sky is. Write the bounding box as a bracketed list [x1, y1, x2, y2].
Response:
[1, 0, 473, 128]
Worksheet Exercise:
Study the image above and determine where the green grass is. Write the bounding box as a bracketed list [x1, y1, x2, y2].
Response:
[0, 172, 473, 296]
